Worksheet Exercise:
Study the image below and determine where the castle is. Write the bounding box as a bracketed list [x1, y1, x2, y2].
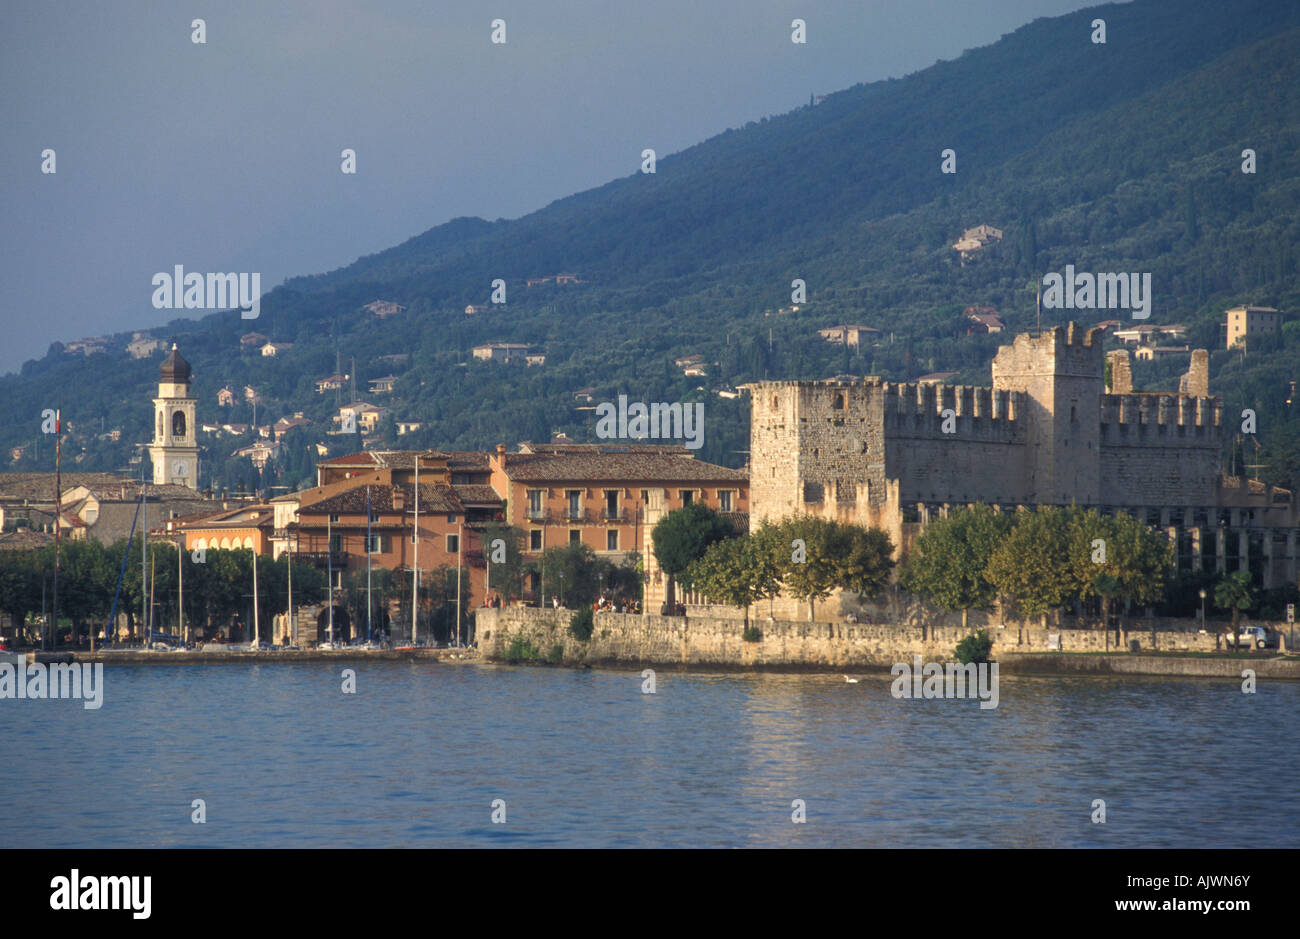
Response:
[743, 322, 1298, 597]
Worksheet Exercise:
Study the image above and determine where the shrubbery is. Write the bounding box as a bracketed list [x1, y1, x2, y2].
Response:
[569, 605, 594, 641]
[954, 629, 993, 665]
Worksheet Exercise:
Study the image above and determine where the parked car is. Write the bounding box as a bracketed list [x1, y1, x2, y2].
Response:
[1230, 625, 1279, 650]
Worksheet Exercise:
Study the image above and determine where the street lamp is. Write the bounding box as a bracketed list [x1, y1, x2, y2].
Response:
[1199, 588, 1207, 625]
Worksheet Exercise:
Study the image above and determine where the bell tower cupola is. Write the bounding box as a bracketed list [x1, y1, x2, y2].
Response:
[148, 344, 199, 489]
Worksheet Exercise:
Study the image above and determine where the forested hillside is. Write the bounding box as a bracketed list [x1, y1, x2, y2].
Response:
[3, 0, 1299, 493]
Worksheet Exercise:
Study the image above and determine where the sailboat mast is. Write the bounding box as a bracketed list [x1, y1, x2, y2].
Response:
[141, 478, 147, 644]
[286, 523, 293, 646]
[412, 453, 420, 645]
[327, 515, 334, 645]
[149, 549, 156, 633]
[52, 408, 61, 650]
[251, 542, 259, 646]
[455, 521, 463, 647]
[366, 484, 372, 643]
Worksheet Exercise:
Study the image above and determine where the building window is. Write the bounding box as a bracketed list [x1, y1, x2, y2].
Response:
[569, 529, 581, 545]
[446, 534, 459, 554]
[719, 490, 733, 512]
[604, 489, 619, 518]
[803, 482, 824, 503]
[526, 489, 544, 520]
[366, 534, 386, 554]
[447, 513, 457, 523]
[607, 530, 618, 551]
[833, 393, 845, 410]
[529, 529, 543, 551]
[329, 513, 340, 523]
[680, 490, 694, 505]
[640, 490, 649, 503]
[566, 490, 582, 519]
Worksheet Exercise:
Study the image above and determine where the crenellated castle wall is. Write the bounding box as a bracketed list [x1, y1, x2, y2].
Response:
[1098, 393, 1223, 505]
[743, 323, 1229, 548]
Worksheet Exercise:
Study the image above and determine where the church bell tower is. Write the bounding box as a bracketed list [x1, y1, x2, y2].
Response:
[148, 344, 199, 489]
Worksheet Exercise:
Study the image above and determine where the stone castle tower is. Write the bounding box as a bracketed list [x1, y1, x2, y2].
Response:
[147, 345, 199, 489]
[988, 322, 1103, 503]
[744, 322, 1223, 558]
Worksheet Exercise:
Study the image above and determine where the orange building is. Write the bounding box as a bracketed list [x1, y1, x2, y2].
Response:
[488, 442, 748, 595]
[171, 502, 275, 554]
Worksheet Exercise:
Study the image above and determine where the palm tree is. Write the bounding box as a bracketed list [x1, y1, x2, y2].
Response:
[1213, 570, 1254, 652]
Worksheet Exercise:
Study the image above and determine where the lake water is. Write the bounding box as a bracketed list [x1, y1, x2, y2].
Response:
[3, 663, 1296, 848]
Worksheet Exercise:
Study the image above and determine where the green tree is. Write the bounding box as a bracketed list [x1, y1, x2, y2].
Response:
[900, 505, 1011, 628]
[775, 516, 838, 621]
[481, 523, 526, 602]
[687, 535, 764, 626]
[985, 506, 1074, 623]
[832, 521, 895, 603]
[651, 503, 734, 607]
[1067, 509, 1172, 630]
[0, 550, 42, 642]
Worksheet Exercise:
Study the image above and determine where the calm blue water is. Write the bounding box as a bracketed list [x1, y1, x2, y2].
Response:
[2, 663, 1296, 848]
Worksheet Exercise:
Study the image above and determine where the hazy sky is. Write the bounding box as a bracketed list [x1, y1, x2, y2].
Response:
[0, 0, 1094, 374]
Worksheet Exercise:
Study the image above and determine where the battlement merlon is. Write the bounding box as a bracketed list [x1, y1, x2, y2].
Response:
[1099, 393, 1223, 428]
[742, 379, 1025, 423]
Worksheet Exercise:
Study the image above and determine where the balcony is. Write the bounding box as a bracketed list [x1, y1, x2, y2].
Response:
[295, 549, 349, 569]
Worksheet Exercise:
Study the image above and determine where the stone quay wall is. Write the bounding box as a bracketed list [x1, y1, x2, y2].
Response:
[475, 606, 1233, 670]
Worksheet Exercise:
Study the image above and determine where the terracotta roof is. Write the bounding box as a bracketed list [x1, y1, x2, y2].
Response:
[718, 511, 750, 534]
[176, 505, 275, 530]
[452, 485, 503, 506]
[501, 452, 746, 483]
[298, 482, 465, 516]
[318, 449, 457, 470]
[446, 451, 491, 471]
[520, 442, 690, 456]
[0, 472, 129, 502]
[0, 529, 55, 551]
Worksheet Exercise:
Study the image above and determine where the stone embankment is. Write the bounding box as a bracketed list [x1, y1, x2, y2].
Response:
[475, 607, 1300, 678]
[69, 647, 476, 665]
